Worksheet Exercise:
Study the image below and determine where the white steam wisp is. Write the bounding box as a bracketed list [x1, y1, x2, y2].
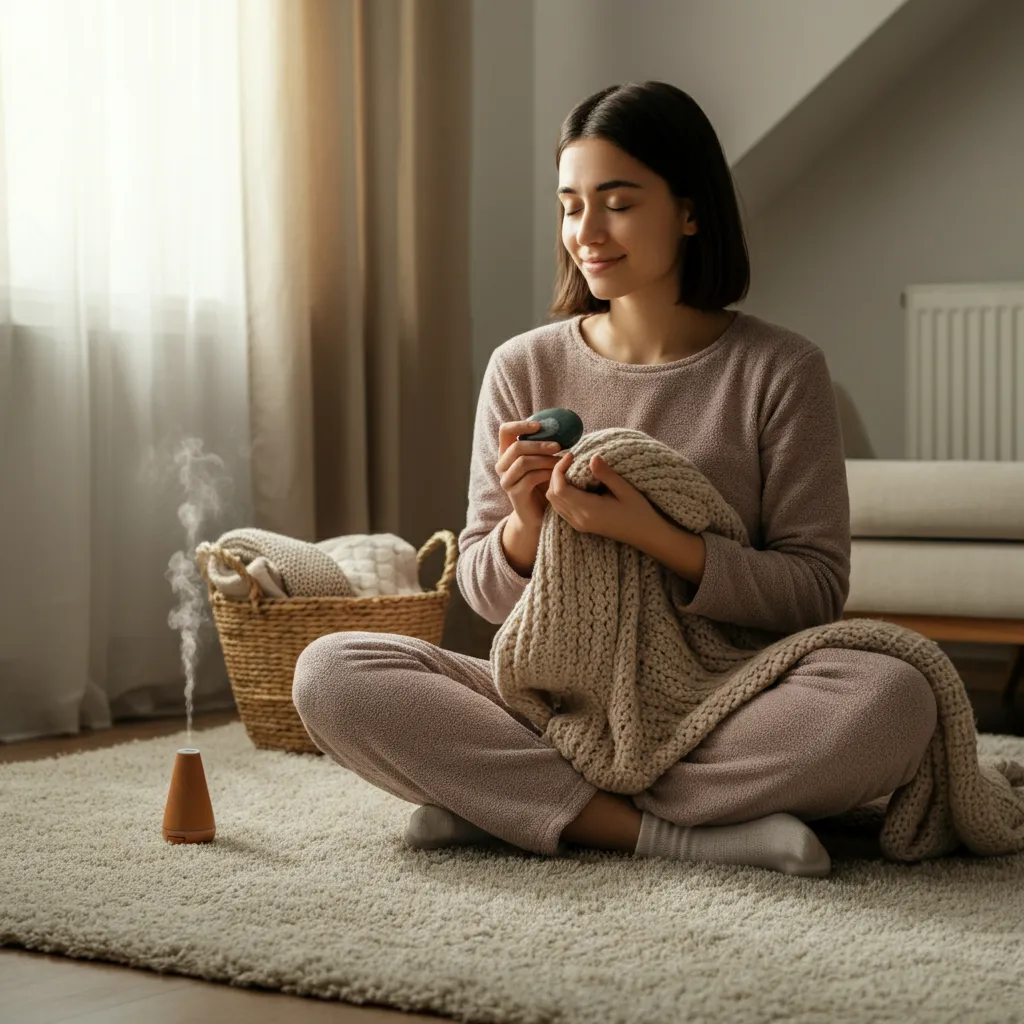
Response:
[163, 438, 232, 748]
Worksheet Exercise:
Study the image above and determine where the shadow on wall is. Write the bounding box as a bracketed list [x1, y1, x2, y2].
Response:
[834, 381, 876, 459]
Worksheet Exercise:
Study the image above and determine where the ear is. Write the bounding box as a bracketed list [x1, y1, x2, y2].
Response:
[676, 198, 697, 237]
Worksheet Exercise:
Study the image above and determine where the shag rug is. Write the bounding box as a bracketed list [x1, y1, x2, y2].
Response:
[2, 721, 1023, 1024]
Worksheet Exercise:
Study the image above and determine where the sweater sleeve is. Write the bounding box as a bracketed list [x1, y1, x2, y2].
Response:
[678, 347, 851, 635]
[456, 350, 533, 624]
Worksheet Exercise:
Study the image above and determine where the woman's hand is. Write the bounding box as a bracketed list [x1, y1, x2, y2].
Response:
[545, 451, 663, 546]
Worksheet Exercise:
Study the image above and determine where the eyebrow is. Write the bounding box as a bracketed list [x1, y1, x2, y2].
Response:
[556, 179, 643, 196]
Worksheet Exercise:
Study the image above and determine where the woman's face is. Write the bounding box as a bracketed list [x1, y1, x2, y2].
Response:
[558, 138, 696, 300]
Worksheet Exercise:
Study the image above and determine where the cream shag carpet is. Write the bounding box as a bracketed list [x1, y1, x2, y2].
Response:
[1, 721, 1023, 1024]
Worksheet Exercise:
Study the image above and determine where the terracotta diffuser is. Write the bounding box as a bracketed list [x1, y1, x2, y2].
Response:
[162, 747, 216, 843]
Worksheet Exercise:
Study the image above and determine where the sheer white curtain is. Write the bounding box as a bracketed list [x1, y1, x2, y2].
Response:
[0, 0, 478, 743]
[0, 0, 281, 741]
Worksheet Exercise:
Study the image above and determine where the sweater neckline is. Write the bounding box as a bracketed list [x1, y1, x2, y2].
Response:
[570, 310, 743, 372]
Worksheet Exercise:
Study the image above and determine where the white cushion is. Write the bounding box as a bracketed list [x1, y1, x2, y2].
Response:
[846, 459, 1024, 540]
[847, 539, 1024, 618]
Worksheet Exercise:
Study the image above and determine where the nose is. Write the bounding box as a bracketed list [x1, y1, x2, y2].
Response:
[572, 209, 610, 251]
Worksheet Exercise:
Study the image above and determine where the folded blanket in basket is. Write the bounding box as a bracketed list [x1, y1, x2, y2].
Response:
[208, 554, 288, 599]
[317, 534, 423, 597]
[197, 528, 424, 600]
[198, 528, 356, 599]
[490, 426, 1024, 862]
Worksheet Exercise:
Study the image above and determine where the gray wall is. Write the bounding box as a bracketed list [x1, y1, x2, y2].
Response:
[469, 0, 535, 398]
[744, 0, 1024, 459]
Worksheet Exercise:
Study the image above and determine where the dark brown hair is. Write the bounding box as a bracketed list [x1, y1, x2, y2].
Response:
[549, 81, 750, 320]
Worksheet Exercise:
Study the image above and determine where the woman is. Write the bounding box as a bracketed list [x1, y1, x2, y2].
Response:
[292, 82, 937, 877]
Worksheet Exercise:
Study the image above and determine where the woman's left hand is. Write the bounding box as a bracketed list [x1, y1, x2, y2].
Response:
[545, 450, 663, 546]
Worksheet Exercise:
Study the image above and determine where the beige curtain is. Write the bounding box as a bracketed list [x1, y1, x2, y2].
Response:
[0, 0, 484, 743]
[240, 0, 484, 653]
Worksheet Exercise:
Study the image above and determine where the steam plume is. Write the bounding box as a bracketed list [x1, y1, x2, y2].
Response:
[162, 438, 233, 747]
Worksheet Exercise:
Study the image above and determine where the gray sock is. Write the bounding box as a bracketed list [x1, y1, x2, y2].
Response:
[634, 810, 832, 877]
[404, 804, 505, 850]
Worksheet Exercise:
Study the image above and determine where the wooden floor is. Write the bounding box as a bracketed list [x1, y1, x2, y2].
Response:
[2, 659, 1022, 1023]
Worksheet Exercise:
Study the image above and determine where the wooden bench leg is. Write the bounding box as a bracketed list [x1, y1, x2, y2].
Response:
[1004, 646, 1024, 706]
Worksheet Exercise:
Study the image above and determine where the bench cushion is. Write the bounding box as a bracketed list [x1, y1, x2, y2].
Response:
[847, 539, 1024, 618]
[846, 459, 1024, 540]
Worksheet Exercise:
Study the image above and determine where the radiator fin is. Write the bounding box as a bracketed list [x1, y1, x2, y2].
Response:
[904, 283, 1024, 461]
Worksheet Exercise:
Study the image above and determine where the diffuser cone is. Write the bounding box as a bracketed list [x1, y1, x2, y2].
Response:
[162, 748, 216, 843]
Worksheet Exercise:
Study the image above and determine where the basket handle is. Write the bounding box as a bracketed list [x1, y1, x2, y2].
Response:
[417, 529, 458, 595]
[195, 542, 264, 611]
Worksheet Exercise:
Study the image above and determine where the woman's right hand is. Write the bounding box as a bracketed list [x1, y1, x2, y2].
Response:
[495, 420, 563, 532]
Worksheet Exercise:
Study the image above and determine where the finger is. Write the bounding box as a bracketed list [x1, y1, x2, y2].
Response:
[498, 420, 540, 457]
[547, 461, 560, 495]
[548, 461, 566, 500]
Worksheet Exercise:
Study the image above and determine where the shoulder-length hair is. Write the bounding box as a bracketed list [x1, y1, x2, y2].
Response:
[549, 81, 750, 320]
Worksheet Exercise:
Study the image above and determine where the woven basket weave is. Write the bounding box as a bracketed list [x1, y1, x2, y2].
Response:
[196, 529, 458, 754]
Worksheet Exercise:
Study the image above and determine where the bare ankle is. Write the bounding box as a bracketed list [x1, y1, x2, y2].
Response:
[560, 790, 643, 852]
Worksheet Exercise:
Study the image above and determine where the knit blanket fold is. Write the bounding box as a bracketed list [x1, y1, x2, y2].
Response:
[197, 528, 356, 598]
[489, 428, 1024, 863]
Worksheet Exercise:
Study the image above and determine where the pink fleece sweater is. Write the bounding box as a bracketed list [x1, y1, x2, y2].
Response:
[456, 310, 851, 637]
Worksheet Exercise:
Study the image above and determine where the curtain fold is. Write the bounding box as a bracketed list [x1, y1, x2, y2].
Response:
[0, 0, 475, 744]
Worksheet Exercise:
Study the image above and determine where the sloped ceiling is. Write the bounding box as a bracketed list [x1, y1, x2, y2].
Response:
[732, 0, 995, 218]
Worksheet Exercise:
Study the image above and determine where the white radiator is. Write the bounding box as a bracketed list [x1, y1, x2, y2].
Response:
[904, 282, 1024, 460]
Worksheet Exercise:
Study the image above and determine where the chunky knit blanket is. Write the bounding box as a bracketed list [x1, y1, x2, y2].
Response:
[490, 428, 1024, 862]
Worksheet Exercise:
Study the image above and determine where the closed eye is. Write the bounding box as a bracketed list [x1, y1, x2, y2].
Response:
[564, 206, 631, 216]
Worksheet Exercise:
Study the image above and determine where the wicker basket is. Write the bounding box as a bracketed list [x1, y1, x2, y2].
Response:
[196, 529, 458, 755]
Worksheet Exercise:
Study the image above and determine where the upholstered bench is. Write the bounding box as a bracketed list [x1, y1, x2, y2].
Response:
[841, 459, 1024, 704]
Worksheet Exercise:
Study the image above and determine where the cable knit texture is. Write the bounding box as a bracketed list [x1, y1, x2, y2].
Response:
[489, 426, 1024, 862]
